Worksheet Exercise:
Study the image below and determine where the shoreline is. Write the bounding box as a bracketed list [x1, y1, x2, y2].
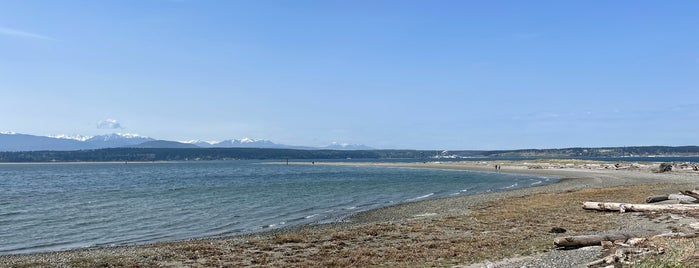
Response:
[2, 160, 698, 267]
[0, 161, 561, 257]
[341, 160, 691, 222]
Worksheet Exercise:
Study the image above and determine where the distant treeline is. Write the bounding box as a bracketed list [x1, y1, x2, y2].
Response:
[0, 146, 698, 162]
[479, 146, 699, 158]
[0, 148, 442, 162]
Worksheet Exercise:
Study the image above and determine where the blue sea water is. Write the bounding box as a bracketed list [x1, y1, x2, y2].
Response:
[0, 160, 555, 255]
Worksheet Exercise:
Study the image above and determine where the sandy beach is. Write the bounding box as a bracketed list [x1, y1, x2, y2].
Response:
[2, 160, 699, 267]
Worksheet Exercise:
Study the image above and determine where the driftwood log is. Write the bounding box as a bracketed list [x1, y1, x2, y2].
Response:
[645, 194, 697, 203]
[586, 247, 656, 268]
[668, 193, 698, 203]
[556, 232, 698, 249]
[583, 202, 699, 212]
[554, 233, 651, 248]
[583, 233, 699, 267]
[645, 195, 669, 203]
[681, 190, 699, 200]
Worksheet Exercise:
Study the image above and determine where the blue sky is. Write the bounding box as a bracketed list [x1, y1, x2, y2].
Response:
[0, 1, 697, 149]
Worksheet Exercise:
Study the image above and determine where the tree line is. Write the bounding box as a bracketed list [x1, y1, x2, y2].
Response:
[0, 146, 697, 162]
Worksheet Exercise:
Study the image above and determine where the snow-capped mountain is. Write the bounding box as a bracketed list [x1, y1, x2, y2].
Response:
[131, 140, 199, 149]
[0, 132, 154, 151]
[48, 134, 92, 141]
[0, 132, 374, 151]
[324, 142, 373, 150]
[86, 133, 154, 148]
[180, 140, 218, 148]
[181, 138, 282, 148]
[47, 133, 154, 147]
[214, 138, 278, 148]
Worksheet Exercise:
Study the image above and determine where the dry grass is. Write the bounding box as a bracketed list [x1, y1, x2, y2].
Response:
[630, 237, 699, 268]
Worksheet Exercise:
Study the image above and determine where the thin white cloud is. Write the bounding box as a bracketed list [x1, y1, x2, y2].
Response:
[0, 26, 54, 40]
[97, 119, 123, 129]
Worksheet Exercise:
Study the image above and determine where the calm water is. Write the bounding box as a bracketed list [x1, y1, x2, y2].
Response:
[0, 161, 555, 255]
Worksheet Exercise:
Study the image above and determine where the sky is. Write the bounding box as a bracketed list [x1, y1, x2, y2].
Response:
[0, 1, 697, 150]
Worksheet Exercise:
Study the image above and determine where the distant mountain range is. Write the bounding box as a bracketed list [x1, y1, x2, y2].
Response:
[181, 138, 372, 150]
[0, 132, 373, 152]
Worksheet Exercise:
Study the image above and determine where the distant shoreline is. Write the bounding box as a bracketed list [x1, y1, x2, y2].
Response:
[1, 145, 699, 163]
[2, 154, 697, 164]
[0, 161, 168, 165]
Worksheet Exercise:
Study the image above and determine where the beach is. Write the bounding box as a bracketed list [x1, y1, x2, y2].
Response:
[2, 160, 699, 267]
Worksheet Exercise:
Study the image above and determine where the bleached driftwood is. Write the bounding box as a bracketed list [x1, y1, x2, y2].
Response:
[584, 233, 698, 267]
[668, 193, 697, 203]
[681, 190, 699, 201]
[561, 232, 699, 250]
[554, 233, 650, 248]
[583, 202, 699, 213]
[586, 247, 656, 268]
[647, 193, 698, 204]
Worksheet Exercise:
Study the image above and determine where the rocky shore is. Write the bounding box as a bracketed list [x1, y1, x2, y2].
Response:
[2, 160, 698, 267]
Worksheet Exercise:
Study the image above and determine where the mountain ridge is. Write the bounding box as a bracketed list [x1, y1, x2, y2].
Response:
[0, 132, 373, 151]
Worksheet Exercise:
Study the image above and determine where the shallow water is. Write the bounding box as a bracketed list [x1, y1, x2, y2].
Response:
[0, 160, 555, 254]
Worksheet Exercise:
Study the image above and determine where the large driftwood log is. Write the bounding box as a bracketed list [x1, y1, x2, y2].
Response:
[556, 232, 696, 249]
[554, 233, 650, 248]
[583, 202, 699, 212]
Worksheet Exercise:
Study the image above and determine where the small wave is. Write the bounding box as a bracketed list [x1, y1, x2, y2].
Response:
[304, 214, 319, 219]
[168, 187, 187, 192]
[530, 180, 543, 185]
[503, 183, 519, 189]
[407, 193, 434, 201]
[204, 221, 241, 233]
[0, 211, 24, 217]
[262, 223, 277, 228]
[4, 241, 80, 255]
[344, 206, 357, 210]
